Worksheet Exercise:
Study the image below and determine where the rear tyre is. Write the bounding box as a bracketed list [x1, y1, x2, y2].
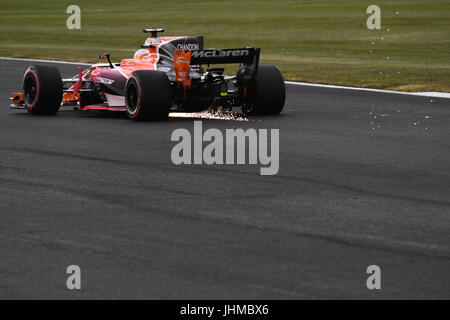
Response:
[125, 70, 171, 121]
[243, 64, 286, 116]
[23, 65, 63, 115]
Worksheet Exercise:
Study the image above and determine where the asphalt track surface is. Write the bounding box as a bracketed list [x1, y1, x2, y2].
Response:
[0, 59, 449, 299]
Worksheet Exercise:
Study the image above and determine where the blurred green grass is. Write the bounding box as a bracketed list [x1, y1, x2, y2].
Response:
[0, 0, 449, 91]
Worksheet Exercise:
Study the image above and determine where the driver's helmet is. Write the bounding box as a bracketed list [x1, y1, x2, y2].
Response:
[133, 49, 150, 60]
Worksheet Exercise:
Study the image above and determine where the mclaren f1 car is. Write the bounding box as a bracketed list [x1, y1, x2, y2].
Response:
[10, 28, 286, 121]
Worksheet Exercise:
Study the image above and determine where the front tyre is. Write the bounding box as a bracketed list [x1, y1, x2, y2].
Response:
[23, 65, 63, 115]
[125, 70, 171, 121]
[243, 64, 286, 116]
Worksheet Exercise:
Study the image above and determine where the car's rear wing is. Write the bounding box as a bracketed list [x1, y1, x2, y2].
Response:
[190, 47, 260, 66]
[174, 47, 261, 88]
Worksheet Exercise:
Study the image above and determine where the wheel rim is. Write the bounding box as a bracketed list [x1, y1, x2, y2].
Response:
[24, 74, 37, 106]
[126, 82, 138, 114]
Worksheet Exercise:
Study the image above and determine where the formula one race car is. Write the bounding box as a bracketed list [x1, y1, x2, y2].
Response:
[10, 28, 285, 120]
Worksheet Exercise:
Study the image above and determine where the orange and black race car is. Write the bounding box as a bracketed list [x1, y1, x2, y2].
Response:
[10, 28, 285, 121]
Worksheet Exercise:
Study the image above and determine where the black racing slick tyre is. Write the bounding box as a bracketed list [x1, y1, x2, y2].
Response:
[125, 70, 171, 121]
[23, 65, 63, 115]
[245, 64, 286, 116]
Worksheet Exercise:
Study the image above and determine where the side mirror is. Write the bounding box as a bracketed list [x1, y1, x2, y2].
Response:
[99, 53, 113, 68]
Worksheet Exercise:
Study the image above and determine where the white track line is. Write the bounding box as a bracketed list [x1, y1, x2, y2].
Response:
[0, 57, 91, 66]
[286, 81, 450, 99]
[2, 57, 449, 99]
